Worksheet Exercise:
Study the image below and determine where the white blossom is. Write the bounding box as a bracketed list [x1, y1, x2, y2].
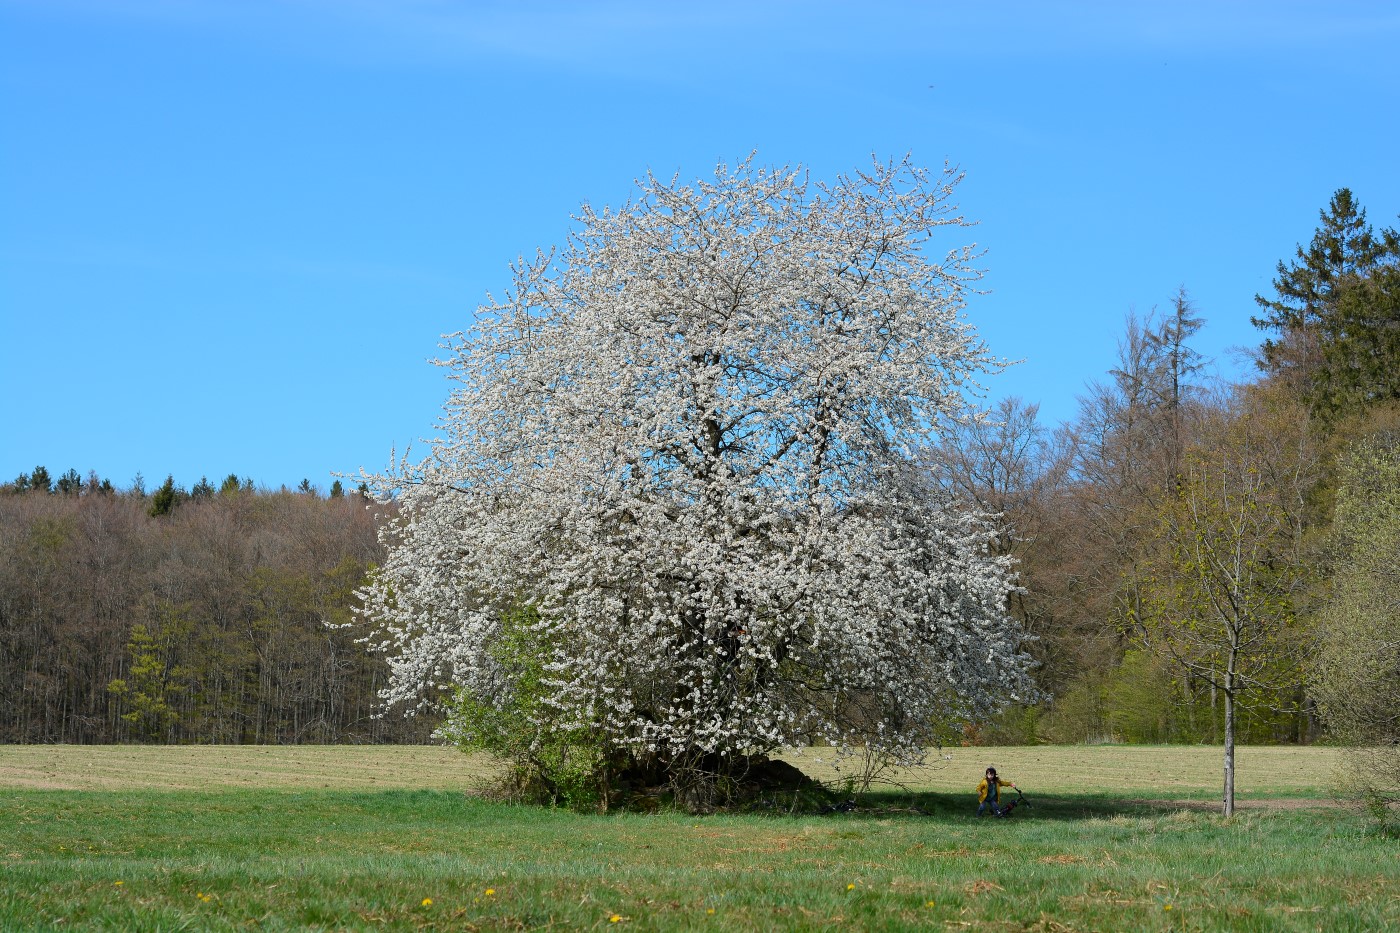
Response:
[358, 156, 1033, 772]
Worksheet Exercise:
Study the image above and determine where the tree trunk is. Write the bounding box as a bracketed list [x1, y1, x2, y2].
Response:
[1223, 671, 1236, 817]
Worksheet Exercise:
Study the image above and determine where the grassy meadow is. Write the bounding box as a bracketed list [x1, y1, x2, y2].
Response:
[1, 745, 1395, 931]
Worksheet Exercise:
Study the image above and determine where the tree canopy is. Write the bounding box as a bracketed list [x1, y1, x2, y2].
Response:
[1252, 188, 1399, 418]
[1313, 435, 1400, 823]
[360, 157, 1033, 808]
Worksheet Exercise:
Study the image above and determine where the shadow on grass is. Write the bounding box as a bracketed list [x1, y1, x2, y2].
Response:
[792, 789, 1224, 821]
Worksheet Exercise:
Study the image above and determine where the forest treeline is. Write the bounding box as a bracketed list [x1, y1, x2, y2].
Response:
[2, 188, 1396, 747]
[0, 478, 431, 744]
[928, 188, 1400, 747]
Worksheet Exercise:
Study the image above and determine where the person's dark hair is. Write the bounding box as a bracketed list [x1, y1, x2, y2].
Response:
[986, 766, 997, 777]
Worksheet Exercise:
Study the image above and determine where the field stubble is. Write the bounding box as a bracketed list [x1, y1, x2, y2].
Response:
[0, 743, 1340, 799]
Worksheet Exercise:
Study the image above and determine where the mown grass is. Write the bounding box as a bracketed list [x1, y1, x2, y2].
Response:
[1, 747, 1393, 931]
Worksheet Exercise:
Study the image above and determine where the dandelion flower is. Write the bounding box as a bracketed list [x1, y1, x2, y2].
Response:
[113, 881, 123, 887]
[421, 898, 433, 908]
[609, 914, 623, 923]
[1164, 904, 1173, 911]
[846, 883, 856, 891]
[707, 908, 715, 914]
[925, 900, 936, 908]
[485, 888, 495, 896]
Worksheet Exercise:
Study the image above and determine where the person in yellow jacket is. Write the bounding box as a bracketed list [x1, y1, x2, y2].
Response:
[976, 766, 1016, 816]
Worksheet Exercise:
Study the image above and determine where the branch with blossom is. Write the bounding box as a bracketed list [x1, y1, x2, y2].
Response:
[357, 156, 1034, 806]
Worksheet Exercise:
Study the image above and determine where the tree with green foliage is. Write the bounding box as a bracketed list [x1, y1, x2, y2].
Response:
[438, 604, 610, 809]
[329, 480, 344, 499]
[54, 468, 82, 496]
[1124, 386, 1316, 815]
[218, 473, 242, 495]
[1252, 188, 1398, 414]
[1313, 436, 1400, 828]
[190, 476, 215, 499]
[147, 475, 180, 517]
[29, 465, 52, 494]
[106, 617, 188, 739]
[1311, 262, 1400, 421]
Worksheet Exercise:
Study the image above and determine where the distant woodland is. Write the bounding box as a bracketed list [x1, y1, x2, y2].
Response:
[0, 478, 430, 744]
[3, 188, 1396, 747]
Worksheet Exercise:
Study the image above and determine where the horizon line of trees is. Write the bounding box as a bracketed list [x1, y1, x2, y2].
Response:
[5, 467, 370, 509]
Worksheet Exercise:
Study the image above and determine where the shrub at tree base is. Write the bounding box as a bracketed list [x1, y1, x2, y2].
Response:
[359, 157, 1033, 811]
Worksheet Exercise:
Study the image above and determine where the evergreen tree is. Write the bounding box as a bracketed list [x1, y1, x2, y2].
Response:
[329, 480, 344, 498]
[191, 476, 215, 499]
[218, 473, 242, 495]
[55, 468, 83, 496]
[148, 475, 179, 517]
[1252, 189, 1397, 409]
[1312, 263, 1400, 420]
[29, 465, 52, 494]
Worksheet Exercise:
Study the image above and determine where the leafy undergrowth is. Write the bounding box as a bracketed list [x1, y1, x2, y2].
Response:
[3, 789, 1396, 931]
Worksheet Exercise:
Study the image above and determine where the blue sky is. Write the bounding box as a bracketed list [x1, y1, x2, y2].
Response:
[2, 1, 1397, 492]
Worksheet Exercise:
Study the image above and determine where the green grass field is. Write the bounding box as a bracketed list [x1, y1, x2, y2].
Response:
[1, 745, 1395, 931]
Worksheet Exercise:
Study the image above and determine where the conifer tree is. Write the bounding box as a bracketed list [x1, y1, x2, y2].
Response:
[55, 469, 82, 496]
[1313, 262, 1400, 419]
[29, 465, 52, 494]
[148, 475, 179, 517]
[1252, 189, 1398, 414]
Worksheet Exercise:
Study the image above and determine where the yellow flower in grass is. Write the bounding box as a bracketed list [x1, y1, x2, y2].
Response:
[609, 914, 624, 923]
[485, 888, 495, 896]
[925, 900, 936, 908]
[1164, 904, 1173, 911]
[706, 908, 715, 914]
[846, 883, 856, 891]
[421, 898, 433, 908]
[113, 881, 123, 887]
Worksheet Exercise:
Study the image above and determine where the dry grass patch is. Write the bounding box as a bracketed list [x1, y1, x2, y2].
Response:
[0, 743, 1342, 804]
[964, 879, 1005, 896]
[778, 745, 1340, 797]
[0, 745, 498, 791]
